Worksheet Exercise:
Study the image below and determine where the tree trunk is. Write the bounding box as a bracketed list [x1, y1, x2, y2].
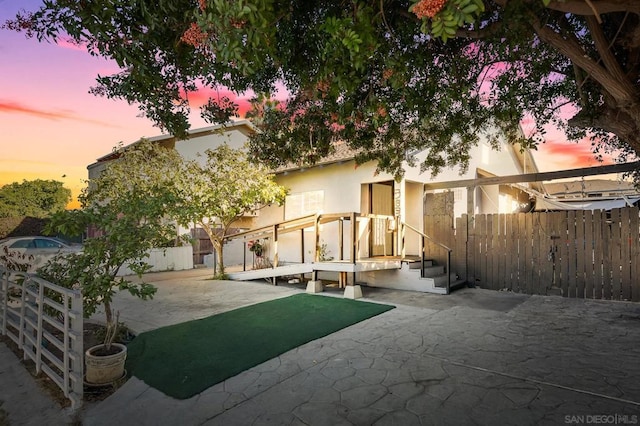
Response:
[199, 221, 225, 275]
[529, 10, 640, 157]
[213, 239, 224, 274]
[568, 103, 640, 154]
[104, 300, 112, 325]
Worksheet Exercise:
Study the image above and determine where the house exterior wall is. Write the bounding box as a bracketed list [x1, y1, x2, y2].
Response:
[254, 159, 393, 264]
[87, 121, 257, 267]
[89, 122, 533, 270]
[418, 138, 529, 217]
[87, 161, 107, 181]
[247, 132, 529, 265]
[404, 181, 423, 256]
[174, 127, 249, 163]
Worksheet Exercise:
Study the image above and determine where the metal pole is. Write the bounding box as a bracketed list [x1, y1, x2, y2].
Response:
[421, 237, 425, 279]
[446, 250, 451, 294]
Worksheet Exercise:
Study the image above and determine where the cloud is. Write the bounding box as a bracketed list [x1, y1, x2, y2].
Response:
[541, 136, 615, 169]
[56, 38, 89, 52]
[0, 99, 118, 127]
[180, 86, 253, 117]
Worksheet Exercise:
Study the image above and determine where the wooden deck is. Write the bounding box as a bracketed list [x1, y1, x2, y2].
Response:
[222, 211, 456, 294]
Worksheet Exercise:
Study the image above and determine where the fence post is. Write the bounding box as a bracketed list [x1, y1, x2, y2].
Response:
[446, 250, 451, 294]
[35, 277, 44, 373]
[70, 290, 83, 409]
[1, 269, 6, 335]
[18, 274, 27, 352]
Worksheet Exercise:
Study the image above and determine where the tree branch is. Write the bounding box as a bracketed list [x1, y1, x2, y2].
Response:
[543, 0, 640, 15]
[455, 21, 503, 39]
[493, 0, 640, 14]
[530, 15, 635, 104]
[585, 15, 636, 95]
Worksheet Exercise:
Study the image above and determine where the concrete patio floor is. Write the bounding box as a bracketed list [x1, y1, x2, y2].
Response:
[2, 269, 639, 425]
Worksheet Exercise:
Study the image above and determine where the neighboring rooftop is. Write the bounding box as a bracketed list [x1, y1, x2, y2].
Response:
[543, 179, 639, 198]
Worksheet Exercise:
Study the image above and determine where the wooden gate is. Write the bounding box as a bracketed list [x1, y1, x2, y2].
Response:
[423, 192, 456, 274]
[191, 227, 213, 265]
[425, 207, 640, 301]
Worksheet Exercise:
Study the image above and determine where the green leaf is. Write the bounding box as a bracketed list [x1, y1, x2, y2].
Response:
[461, 4, 478, 14]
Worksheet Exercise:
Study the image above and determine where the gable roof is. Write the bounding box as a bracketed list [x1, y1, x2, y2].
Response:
[275, 125, 539, 177]
[89, 120, 256, 167]
[274, 140, 358, 174]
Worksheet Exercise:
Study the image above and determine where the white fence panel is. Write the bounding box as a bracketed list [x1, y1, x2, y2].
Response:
[0, 267, 83, 409]
[118, 246, 194, 276]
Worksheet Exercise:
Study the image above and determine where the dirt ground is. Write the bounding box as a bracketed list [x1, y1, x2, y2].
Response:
[0, 322, 133, 408]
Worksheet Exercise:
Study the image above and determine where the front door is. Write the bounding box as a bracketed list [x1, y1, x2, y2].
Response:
[370, 182, 394, 256]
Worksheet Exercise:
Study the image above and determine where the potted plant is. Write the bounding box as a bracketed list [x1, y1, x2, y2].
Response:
[40, 203, 170, 383]
[248, 239, 264, 257]
[38, 145, 180, 385]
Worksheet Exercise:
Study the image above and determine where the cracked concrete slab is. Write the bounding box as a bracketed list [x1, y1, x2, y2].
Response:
[2, 270, 640, 425]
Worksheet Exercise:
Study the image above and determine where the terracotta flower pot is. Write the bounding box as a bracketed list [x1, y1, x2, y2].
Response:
[85, 343, 127, 385]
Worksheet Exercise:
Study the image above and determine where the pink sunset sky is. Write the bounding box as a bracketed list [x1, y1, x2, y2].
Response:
[0, 0, 614, 209]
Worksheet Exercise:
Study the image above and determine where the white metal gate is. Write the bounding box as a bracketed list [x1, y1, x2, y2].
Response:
[0, 267, 83, 409]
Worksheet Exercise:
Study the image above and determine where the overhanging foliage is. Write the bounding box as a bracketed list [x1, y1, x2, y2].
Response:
[6, 1, 640, 178]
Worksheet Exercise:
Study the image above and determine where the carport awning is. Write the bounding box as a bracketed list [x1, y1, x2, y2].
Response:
[534, 196, 640, 211]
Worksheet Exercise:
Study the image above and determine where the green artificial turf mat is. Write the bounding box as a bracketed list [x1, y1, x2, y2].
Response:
[125, 293, 394, 399]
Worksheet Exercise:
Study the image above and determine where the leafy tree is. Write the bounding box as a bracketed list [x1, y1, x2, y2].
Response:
[6, 1, 640, 178]
[83, 139, 286, 275]
[175, 144, 288, 274]
[0, 179, 71, 218]
[38, 146, 178, 347]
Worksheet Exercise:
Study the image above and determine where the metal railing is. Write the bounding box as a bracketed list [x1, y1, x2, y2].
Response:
[0, 267, 83, 409]
[400, 221, 453, 294]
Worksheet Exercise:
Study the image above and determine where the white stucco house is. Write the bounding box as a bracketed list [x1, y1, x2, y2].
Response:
[88, 120, 255, 179]
[89, 120, 539, 294]
[228, 128, 539, 297]
[87, 120, 258, 273]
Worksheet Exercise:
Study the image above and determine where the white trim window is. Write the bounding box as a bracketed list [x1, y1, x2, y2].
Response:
[285, 190, 324, 220]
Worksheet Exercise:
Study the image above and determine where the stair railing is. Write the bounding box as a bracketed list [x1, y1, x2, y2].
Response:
[400, 221, 453, 294]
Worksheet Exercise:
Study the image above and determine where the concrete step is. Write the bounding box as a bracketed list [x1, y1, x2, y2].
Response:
[426, 273, 459, 288]
[422, 265, 445, 278]
[449, 279, 467, 291]
[408, 259, 434, 269]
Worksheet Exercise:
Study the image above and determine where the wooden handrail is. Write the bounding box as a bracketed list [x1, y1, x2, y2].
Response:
[223, 214, 318, 242]
[223, 212, 372, 243]
[400, 221, 452, 294]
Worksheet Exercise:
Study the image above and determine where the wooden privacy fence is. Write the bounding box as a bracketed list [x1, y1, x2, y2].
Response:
[426, 207, 640, 302]
[0, 267, 84, 408]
